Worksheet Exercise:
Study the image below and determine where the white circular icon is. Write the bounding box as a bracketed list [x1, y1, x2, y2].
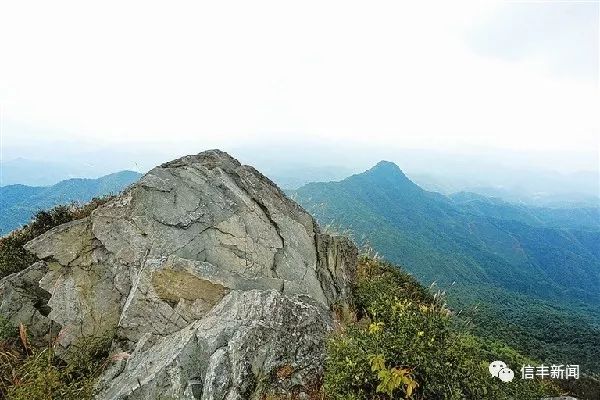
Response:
[489, 361, 514, 383]
[498, 367, 515, 382]
[489, 361, 507, 377]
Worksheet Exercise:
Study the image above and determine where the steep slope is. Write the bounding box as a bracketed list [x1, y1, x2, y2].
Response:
[292, 161, 600, 372]
[292, 161, 600, 305]
[0, 171, 142, 235]
[0, 150, 357, 399]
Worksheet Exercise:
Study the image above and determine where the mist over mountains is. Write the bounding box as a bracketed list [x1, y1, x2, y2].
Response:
[2, 145, 598, 208]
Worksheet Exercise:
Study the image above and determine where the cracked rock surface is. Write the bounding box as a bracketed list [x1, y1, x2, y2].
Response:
[0, 150, 357, 399]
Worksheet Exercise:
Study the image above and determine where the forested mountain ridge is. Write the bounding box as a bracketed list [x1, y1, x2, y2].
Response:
[0, 170, 141, 235]
[291, 161, 600, 373]
[292, 161, 600, 305]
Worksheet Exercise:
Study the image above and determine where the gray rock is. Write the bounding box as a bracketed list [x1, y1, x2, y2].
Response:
[0, 261, 58, 342]
[96, 290, 330, 400]
[0, 150, 358, 398]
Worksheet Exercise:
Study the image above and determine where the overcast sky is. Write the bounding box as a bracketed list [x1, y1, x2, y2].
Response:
[0, 0, 598, 171]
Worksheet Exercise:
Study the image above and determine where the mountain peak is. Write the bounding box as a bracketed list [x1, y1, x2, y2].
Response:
[364, 160, 413, 183]
[371, 160, 402, 172]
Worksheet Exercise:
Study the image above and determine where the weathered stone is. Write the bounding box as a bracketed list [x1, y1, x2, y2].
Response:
[23, 218, 125, 349]
[96, 290, 330, 400]
[0, 261, 57, 342]
[0, 150, 358, 398]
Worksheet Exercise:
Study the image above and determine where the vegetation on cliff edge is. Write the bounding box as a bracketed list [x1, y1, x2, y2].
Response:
[323, 256, 560, 399]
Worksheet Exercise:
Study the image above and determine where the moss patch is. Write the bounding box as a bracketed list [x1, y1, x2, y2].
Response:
[151, 269, 229, 307]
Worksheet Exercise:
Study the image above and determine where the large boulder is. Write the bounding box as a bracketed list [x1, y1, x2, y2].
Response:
[0, 150, 357, 399]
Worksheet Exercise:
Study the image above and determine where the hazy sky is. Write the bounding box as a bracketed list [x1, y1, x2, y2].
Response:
[0, 1, 598, 170]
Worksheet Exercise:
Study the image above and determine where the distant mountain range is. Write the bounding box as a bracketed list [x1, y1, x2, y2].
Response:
[0, 158, 111, 187]
[421, 179, 600, 208]
[4, 153, 597, 207]
[291, 161, 600, 371]
[449, 191, 600, 230]
[292, 161, 600, 300]
[0, 171, 141, 235]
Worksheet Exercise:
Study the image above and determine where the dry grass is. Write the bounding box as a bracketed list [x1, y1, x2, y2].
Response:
[0, 323, 112, 400]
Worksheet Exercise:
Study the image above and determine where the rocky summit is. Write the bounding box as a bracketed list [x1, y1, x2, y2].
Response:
[0, 150, 358, 399]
